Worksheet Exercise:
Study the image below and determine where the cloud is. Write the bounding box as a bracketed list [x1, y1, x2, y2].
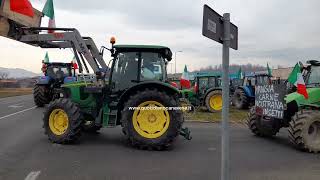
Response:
[1, 0, 319, 73]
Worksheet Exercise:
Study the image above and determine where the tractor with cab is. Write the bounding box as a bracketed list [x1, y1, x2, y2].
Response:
[33, 62, 77, 107]
[0, 6, 191, 149]
[180, 72, 222, 112]
[248, 60, 320, 153]
[232, 73, 272, 109]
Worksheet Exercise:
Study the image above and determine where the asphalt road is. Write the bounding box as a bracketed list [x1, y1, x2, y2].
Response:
[0, 95, 319, 180]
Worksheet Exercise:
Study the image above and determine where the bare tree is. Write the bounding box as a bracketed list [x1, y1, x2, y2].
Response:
[0, 71, 9, 80]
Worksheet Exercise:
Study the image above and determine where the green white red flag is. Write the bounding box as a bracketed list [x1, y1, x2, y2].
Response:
[10, 0, 34, 17]
[288, 63, 308, 99]
[180, 65, 191, 89]
[71, 56, 78, 70]
[44, 52, 50, 63]
[42, 0, 56, 33]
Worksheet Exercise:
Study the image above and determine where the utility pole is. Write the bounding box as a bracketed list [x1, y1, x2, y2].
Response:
[175, 50, 183, 74]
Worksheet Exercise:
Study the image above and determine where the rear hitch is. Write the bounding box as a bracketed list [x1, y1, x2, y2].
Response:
[180, 127, 192, 140]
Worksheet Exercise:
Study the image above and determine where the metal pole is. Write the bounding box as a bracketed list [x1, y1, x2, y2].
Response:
[221, 13, 231, 180]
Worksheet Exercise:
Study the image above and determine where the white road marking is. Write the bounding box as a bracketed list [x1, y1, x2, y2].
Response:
[8, 103, 24, 108]
[0, 106, 36, 120]
[25, 171, 41, 180]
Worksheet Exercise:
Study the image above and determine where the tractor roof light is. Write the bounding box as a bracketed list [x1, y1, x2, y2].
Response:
[110, 37, 116, 45]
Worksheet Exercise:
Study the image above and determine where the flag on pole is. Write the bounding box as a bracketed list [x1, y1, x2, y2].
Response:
[42, 0, 56, 33]
[180, 65, 191, 89]
[267, 63, 272, 76]
[237, 67, 243, 79]
[71, 56, 78, 70]
[10, 0, 34, 17]
[288, 63, 308, 99]
[44, 52, 50, 63]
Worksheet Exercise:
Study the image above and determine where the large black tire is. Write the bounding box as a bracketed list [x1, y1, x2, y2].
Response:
[43, 98, 82, 144]
[205, 90, 222, 113]
[121, 89, 183, 150]
[82, 115, 102, 133]
[247, 107, 279, 137]
[33, 84, 51, 107]
[233, 88, 249, 109]
[288, 110, 320, 153]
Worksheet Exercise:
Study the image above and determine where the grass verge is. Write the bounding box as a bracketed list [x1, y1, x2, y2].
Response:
[0, 88, 33, 98]
[184, 107, 248, 123]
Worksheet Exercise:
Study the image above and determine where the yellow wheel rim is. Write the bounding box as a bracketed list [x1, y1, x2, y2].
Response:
[132, 101, 170, 139]
[209, 94, 222, 111]
[49, 109, 69, 136]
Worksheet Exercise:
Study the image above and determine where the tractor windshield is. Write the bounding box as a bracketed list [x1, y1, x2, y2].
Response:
[46, 66, 72, 79]
[307, 66, 320, 86]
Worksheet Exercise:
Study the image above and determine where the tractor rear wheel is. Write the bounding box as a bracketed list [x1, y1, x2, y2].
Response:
[121, 89, 183, 150]
[205, 90, 222, 112]
[233, 88, 249, 109]
[247, 107, 279, 137]
[288, 110, 320, 153]
[33, 84, 51, 107]
[43, 98, 82, 144]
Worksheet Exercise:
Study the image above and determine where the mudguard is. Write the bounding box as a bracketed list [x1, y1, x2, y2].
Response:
[36, 76, 51, 85]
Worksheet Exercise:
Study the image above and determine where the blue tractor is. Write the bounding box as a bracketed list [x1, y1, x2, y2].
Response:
[33, 62, 77, 107]
[232, 73, 272, 109]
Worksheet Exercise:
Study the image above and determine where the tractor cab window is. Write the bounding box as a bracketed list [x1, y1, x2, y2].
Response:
[256, 76, 271, 85]
[46, 66, 71, 79]
[307, 66, 320, 86]
[198, 77, 208, 93]
[140, 52, 165, 81]
[208, 77, 216, 87]
[112, 52, 139, 91]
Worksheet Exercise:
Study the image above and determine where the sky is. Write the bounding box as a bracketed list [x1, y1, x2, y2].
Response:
[0, 0, 319, 73]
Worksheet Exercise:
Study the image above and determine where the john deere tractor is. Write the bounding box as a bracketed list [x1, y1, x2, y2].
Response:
[232, 73, 272, 109]
[248, 60, 320, 153]
[180, 72, 222, 112]
[33, 62, 76, 107]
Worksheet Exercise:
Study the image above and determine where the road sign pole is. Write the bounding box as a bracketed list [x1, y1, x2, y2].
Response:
[221, 13, 231, 180]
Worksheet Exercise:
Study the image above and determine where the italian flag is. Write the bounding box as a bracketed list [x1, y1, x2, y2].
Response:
[71, 56, 79, 70]
[288, 63, 308, 99]
[180, 65, 191, 89]
[10, 0, 34, 17]
[42, 0, 56, 33]
[44, 52, 50, 63]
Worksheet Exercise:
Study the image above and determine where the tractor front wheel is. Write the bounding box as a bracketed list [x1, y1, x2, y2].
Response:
[121, 89, 183, 150]
[205, 90, 223, 112]
[233, 88, 249, 109]
[43, 98, 82, 144]
[33, 84, 51, 107]
[288, 110, 320, 153]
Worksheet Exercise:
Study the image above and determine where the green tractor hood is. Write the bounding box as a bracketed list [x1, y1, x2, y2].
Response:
[285, 87, 320, 107]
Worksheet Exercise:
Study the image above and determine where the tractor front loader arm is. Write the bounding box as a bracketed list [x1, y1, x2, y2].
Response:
[18, 27, 107, 74]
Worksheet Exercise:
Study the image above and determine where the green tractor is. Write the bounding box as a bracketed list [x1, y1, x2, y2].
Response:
[180, 72, 222, 112]
[248, 60, 320, 153]
[42, 38, 191, 150]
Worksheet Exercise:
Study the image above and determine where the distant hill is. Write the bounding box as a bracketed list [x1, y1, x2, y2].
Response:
[0, 67, 39, 79]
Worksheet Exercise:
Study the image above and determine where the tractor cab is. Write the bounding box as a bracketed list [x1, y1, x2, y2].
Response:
[110, 45, 172, 92]
[42, 62, 75, 82]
